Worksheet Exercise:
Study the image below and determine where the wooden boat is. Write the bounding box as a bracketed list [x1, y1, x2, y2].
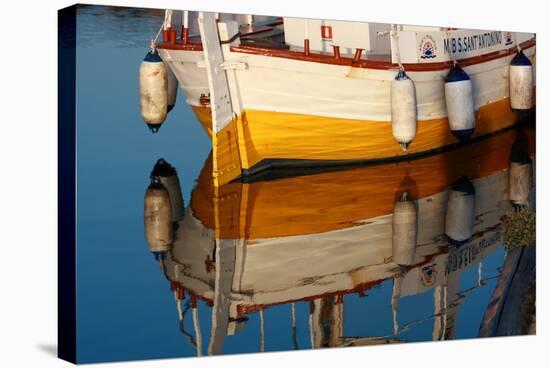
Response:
[151, 127, 534, 355]
[146, 11, 536, 186]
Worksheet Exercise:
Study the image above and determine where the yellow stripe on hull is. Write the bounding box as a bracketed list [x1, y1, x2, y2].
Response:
[190, 127, 535, 239]
[192, 97, 520, 186]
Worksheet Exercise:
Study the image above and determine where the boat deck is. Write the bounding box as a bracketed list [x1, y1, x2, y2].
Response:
[155, 18, 536, 72]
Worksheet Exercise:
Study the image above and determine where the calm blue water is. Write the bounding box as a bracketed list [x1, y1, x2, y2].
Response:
[75, 5, 210, 363]
[75, 5, 515, 364]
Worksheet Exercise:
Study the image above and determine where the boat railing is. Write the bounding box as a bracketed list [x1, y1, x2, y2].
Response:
[156, 10, 535, 70]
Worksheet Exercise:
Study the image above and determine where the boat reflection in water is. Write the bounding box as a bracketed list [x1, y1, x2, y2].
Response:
[144, 126, 535, 356]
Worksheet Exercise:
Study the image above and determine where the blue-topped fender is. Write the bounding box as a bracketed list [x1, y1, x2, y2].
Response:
[395, 69, 411, 81]
[511, 50, 532, 66]
[143, 49, 163, 63]
[445, 64, 470, 83]
[450, 176, 476, 195]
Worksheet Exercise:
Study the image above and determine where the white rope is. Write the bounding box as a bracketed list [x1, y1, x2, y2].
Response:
[391, 24, 404, 71]
[391, 278, 400, 335]
[192, 305, 203, 357]
[149, 9, 174, 51]
[174, 291, 183, 321]
[291, 303, 298, 349]
[150, 22, 164, 51]
[260, 309, 265, 352]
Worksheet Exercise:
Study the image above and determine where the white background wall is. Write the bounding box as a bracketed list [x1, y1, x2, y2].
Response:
[0, 0, 547, 367]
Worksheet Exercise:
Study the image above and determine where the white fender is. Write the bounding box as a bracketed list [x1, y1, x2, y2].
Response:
[151, 158, 185, 222]
[391, 70, 417, 151]
[392, 192, 417, 265]
[445, 177, 476, 245]
[144, 177, 173, 253]
[509, 156, 532, 206]
[509, 51, 534, 110]
[445, 65, 476, 141]
[139, 50, 168, 132]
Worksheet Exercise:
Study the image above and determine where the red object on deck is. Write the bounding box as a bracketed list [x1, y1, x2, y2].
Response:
[162, 28, 170, 43]
[354, 48, 363, 62]
[177, 288, 185, 300]
[321, 25, 333, 40]
[181, 27, 189, 44]
[167, 28, 177, 45]
[333, 45, 340, 60]
[304, 39, 310, 56]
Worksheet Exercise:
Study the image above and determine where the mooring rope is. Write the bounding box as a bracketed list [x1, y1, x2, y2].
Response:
[149, 9, 173, 51]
